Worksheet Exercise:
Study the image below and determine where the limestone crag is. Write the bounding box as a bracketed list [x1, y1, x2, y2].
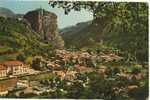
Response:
[24, 8, 64, 48]
[24, 8, 57, 41]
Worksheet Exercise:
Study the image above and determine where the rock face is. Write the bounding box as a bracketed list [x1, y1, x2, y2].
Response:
[24, 8, 57, 41]
[24, 8, 64, 48]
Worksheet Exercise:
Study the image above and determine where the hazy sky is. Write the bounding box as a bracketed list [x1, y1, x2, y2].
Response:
[0, 0, 93, 29]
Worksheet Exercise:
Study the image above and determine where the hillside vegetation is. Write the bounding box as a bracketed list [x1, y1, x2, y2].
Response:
[0, 17, 52, 61]
[60, 3, 148, 65]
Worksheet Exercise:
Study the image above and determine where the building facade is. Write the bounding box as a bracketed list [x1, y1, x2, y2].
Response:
[0, 65, 7, 78]
[0, 61, 29, 78]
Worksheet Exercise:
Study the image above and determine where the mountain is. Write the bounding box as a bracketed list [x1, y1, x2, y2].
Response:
[24, 8, 64, 48]
[0, 7, 65, 61]
[61, 21, 94, 48]
[60, 21, 92, 34]
[0, 8, 65, 61]
[0, 16, 53, 61]
[61, 18, 109, 48]
[0, 7, 15, 18]
[61, 17, 148, 63]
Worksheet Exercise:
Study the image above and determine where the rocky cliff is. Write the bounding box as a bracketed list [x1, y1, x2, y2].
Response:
[24, 9, 56, 40]
[24, 8, 64, 48]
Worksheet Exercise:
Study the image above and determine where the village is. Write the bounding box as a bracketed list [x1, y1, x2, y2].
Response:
[0, 49, 146, 98]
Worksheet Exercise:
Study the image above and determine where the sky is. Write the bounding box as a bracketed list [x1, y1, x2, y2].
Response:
[0, 0, 93, 29]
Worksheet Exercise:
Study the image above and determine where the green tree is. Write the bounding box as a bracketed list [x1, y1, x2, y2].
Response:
[49, 2, 148, 63]
[31, 57, 44, 70]
[16, 53, 26, 62]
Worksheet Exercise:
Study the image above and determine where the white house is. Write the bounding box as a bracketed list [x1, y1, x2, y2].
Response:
[0, 60, 29, 76]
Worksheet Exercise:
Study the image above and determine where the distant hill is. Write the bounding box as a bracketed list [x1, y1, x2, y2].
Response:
[60, 21, 95, 48]
[15, 14, 24, 18]
[60, 17, 148, 62]
[60, 21, 92, 34]
[0, 7, 15, 18]
[60, 19, 109, 48]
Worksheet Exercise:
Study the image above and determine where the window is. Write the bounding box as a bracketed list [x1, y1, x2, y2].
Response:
[14, 66, 19, 71]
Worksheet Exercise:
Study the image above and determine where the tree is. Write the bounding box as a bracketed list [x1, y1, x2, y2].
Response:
[49, 1, 148, 63]
[32, 57, 44, 70]
[16, 53, 26, 62]
[49, 1, 115, 20]
[25, 56, 33, 64]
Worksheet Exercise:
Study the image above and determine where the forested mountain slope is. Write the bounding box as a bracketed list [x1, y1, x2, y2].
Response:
[61, 16, 148, 63]
[0, 17, 52, 61]
[0, 8, 65, 61]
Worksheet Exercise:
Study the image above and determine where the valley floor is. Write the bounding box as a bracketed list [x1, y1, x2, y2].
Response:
[0, 49, 148, 100]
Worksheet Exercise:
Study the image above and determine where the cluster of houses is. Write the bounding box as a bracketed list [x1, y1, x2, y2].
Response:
[48, 50, 93, 70]
[45, 50, 99, 81]
[0, 60, 30, 79]
[54, 49, 123, 65]
[48, 49, 123, 72]
[0, 50, 123, 79]
[45, 49, 125, 81]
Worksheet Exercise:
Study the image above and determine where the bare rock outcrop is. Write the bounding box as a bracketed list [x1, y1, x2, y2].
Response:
[24, 8, 64, 48]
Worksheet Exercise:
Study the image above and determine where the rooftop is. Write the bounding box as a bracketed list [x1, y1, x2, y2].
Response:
[0, 60, 23, 66]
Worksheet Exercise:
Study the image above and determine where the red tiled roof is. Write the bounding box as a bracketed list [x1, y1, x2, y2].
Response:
[0, 64, 6, 70]
[0, 60, 23, 66]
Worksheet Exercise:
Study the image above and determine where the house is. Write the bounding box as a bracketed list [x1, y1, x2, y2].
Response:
[53, 71, 66, 78]
[47, 62, 61, 70]
[0, 60, 29, 76]
[74, 64, 93, 73]
[65, 71, 77, 80]
[0, 64, 7, 78]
